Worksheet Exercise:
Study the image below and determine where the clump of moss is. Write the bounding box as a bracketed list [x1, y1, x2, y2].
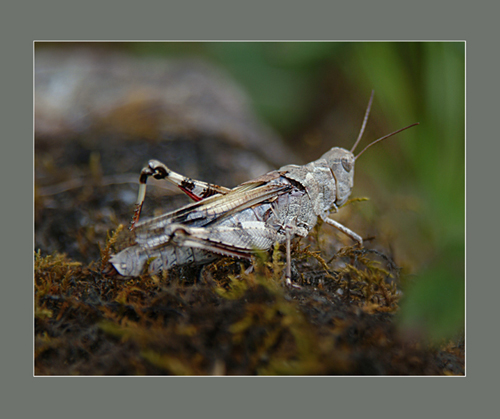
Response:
[34, 232, 463, 375]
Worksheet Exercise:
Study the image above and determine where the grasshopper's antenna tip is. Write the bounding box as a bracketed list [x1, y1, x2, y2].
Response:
[355, 122, 419, 160]
[350, 90, 375, 154]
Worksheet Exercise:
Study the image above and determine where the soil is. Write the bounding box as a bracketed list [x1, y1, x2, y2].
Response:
[34, 134, 464, 376]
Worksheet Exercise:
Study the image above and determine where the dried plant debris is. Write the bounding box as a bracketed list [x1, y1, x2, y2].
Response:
[34, 243, 464, 376]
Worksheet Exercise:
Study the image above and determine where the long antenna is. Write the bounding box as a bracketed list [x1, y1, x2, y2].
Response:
[354, 122, 420, 160]
[350, 90, 375, 154]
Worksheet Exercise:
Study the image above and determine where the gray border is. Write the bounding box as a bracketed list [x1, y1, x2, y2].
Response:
[5, 0, 493, 417]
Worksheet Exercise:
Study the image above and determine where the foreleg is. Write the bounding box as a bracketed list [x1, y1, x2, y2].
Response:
[323, 217, 363, 245]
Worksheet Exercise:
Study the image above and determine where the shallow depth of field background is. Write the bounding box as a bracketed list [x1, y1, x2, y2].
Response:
[36, 41, 465, 342]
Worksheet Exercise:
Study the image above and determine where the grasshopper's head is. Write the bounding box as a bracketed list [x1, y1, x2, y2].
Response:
[318, 92, 419, 208]
[320, 147, 356, 207]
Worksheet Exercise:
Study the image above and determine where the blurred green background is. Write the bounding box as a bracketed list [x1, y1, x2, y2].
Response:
[43, 42, 466, 343]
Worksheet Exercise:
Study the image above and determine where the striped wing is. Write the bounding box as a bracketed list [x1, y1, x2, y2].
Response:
[133, 176, 292, 248]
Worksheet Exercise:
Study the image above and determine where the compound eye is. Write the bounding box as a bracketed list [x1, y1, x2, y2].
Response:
[341, 158, 353, 172]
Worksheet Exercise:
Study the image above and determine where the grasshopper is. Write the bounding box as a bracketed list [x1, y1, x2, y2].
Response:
[110, 92, 418, 285]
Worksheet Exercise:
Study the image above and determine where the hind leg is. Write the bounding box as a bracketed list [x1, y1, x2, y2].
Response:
[130, 159, 231, 230]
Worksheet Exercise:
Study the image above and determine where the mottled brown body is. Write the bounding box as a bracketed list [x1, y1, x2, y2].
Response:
[110, 147, 359, 278]
[110, 93, 417, 284]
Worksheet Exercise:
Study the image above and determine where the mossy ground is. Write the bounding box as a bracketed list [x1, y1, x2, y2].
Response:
[34, 136, 463, 376]
[35, 239, 464, 375]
